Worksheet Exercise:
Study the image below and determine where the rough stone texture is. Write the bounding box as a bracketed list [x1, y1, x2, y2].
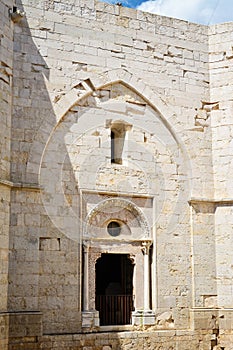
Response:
[37, 330, 212, 350]
[0, 1, 14, 349]
[1, 0, 233, 349]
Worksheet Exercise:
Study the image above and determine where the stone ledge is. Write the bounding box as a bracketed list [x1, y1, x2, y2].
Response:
[189, 197, 233, 205]
[0, 179, 41, 191]
[80, 188, 154, 199]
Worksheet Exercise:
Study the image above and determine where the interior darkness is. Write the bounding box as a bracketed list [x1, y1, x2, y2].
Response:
[96, 254, 133, 295]
[95, 254, 134, 325]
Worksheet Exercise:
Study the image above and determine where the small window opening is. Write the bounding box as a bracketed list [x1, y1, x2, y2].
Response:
[107, 221, 121, 237]
[111, 130, 116, 163]
[111, 129, 124, 164]
[110, 121, 132, 165]
[143, 132, 147, 143]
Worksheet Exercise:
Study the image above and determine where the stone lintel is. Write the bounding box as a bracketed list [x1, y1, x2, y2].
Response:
[82, 237, 149, 245]
[80, 188, 154, 199]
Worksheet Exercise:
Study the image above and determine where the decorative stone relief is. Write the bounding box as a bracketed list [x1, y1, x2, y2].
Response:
[85, 197, 150, 241]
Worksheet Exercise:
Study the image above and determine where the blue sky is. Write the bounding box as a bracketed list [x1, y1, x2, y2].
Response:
[101, 0, 233, 25]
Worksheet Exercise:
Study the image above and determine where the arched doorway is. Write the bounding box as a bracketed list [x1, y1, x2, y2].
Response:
[95, 254, 134, 326]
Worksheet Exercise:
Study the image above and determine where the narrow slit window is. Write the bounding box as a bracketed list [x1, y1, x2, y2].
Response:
[110, 121, 132, 165]
[111, 130, 116, 163]
[111, 129, 123, 164]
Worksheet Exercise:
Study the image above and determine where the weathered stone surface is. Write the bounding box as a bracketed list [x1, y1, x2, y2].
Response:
[1, 0, 233, 349]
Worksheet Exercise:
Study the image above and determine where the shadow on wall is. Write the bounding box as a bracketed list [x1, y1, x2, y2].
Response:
[11, 0, 54, 183]
[5, 0, 216, 349]
[7, 1, 132, 348]
[7, 0, 82, 344]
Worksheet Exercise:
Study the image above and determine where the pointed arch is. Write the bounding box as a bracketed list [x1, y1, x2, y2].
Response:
[26, 68, 191, 185]
[24, 69, 192, 243]
[53, 69, 180, 146]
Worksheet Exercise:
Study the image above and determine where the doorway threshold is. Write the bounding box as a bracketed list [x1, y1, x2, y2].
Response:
[99, 325, 134, 333]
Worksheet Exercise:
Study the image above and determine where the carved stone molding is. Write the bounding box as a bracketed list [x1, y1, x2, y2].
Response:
[141, 240, 152, 255]
[85, 197, 150, 239]
[189, 198, 233, 214]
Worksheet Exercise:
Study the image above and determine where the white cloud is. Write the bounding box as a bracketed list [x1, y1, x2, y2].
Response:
[101, 0, 233, 24]
[136, 0, 229, 25]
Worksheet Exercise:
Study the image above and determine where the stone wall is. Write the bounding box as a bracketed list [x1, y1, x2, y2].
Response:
[0, 1, 14, 349]
[209, 23, 233, 311]
[9, 330, 212, 350]
[2, 0, 233, 349]
[0, 0, 13, 180]
[13, 0, 212, 195]
[8, 1, 212, 333]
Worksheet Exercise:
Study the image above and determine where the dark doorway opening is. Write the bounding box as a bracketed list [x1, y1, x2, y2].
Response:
[95, 254, 134, 326]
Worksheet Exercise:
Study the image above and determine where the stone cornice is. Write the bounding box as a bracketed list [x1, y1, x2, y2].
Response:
[0, 179, 41, 191]
[189, 198, 233, 206]
[80, 188, 154, 199]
